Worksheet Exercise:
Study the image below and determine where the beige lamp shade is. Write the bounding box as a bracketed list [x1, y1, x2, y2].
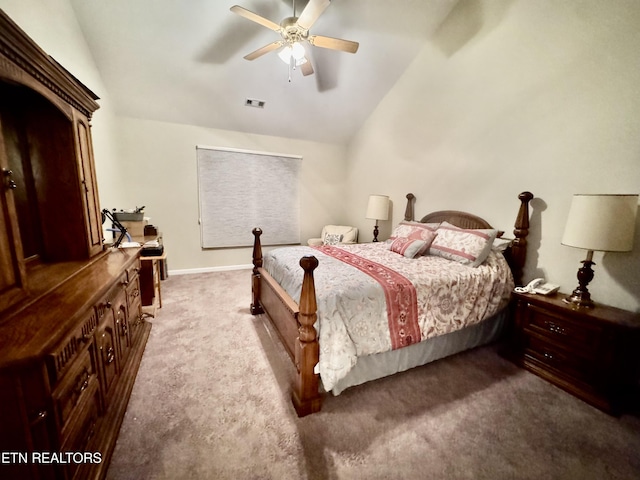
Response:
[366, 195, 390, 221]
[561, 194, 638, 252]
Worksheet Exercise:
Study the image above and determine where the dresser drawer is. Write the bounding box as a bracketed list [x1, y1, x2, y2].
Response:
[59, 384, 101, 480]
[47, 308, 99, 386]
[522, 303, 604, 354]
[126, 277, 144, 344]
[52, 343, 101, 440]
[126, 275, 141, 312]
[126, 259, 141, 283]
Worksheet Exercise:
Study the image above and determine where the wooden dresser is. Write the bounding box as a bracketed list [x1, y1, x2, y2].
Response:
[506, 291, 640, 415]
[0, 250, 151, 480]
[0, 10, 151, 479]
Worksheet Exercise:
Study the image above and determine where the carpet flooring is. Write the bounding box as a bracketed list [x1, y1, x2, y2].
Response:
[106, 270, 640, 479]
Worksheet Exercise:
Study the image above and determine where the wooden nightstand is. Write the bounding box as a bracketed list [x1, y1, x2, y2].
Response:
[505, 291, 640, 415]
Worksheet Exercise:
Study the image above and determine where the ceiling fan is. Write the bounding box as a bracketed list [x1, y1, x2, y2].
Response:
[230, 0, 359, 79]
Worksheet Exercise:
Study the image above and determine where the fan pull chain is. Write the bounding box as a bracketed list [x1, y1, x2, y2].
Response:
[288, 54, 294, 82]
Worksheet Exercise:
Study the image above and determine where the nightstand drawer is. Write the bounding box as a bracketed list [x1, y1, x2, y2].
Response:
[525, 337, 597, 385]
[522, 303, 603, 354]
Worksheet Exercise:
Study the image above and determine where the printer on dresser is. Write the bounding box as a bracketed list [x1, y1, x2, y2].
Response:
[0, 10, 150, 479]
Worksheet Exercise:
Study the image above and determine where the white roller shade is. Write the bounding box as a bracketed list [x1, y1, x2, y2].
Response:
[196, 146, 301, 248]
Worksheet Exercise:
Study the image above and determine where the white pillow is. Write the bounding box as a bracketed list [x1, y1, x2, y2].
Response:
[492, 237, 513, 252]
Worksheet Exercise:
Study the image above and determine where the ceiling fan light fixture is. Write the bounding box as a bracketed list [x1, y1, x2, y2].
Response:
[231, 0, 359, 79]
[278, 42, 306, 64]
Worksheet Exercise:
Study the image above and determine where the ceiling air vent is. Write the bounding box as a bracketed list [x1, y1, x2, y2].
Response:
[245, 98, 265, 108]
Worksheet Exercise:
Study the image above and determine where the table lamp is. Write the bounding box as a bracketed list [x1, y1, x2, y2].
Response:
[366, 194, 390, 242]
[561, 194, 638, 307]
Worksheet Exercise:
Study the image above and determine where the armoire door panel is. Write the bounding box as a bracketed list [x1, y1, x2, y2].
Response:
[0, 114, 27, 314]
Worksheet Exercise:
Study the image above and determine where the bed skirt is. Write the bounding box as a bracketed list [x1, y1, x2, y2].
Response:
[328, 308, 508, 395]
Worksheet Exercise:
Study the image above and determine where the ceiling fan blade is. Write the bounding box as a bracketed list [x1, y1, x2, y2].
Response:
[230, 5, 282, 32]
[296, 0, 331, 31]
[300, 58, 314, 76]
[243, 41, 283, 60]
[308, 35, 359, 54]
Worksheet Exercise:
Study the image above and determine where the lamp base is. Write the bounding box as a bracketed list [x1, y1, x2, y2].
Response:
[562, 291, 594, 308]
[563, 256, 596, 308]
[372, 224, 379, 242]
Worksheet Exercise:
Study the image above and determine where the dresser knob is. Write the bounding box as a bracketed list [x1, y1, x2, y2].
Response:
[31, 410, 48, 425]
[2, 169, 17, 190]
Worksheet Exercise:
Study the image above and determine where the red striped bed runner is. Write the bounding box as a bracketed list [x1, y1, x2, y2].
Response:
[313, 245, 420, 349]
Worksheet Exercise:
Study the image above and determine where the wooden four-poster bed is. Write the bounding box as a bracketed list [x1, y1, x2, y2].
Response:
[251, 192, 534, 416]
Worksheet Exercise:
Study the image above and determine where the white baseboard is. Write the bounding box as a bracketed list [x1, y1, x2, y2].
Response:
[168, 264, 253, 276]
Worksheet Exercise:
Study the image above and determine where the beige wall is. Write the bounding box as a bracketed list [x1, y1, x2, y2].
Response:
[115, 117, 347, 272]
[345, 0, 640, 311]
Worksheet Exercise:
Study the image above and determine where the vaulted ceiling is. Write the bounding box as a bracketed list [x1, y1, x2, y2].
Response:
[69, 0, 458, 144]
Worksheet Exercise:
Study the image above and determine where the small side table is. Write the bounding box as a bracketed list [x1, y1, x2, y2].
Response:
[140, 252, 167, 310]
[504, 291, 640, 415]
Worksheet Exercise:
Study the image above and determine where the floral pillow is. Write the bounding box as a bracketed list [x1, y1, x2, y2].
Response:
[430, 221, 497, 267]
[390, 220, 438, 237]
[388, 237, 428, 259]
[323, 233, 343, 245]
[389, 221, 439, 250]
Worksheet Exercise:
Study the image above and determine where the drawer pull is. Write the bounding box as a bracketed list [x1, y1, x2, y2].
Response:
[31, 410, 48, 425]
[546, 321, 566, 335]
[75, 369, 90, 397]
[106, 347, 115, 364]
[121, 319, 128, 336]
[543, 352, 554, 360]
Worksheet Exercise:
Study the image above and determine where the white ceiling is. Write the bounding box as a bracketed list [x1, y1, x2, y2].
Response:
[69, 0, 458, 145]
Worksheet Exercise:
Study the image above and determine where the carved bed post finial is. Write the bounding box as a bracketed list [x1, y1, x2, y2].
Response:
[404, 193, 416, 221]
[511, 192, 534, 286]
[251, 228, 264, 315]
[292, 255, 322, 417]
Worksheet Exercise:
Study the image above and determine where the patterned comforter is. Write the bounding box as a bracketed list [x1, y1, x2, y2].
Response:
[262, 242, 514, 392]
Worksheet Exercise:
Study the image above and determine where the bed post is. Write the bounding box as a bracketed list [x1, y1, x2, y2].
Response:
[251, 228, 264, 315]
[404, 193, 416, 221]
[292, 255, 322, 417]
[511, 192, 534, 286]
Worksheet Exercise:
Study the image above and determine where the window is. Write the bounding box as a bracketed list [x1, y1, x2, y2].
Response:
[196, 146, 301, 248]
